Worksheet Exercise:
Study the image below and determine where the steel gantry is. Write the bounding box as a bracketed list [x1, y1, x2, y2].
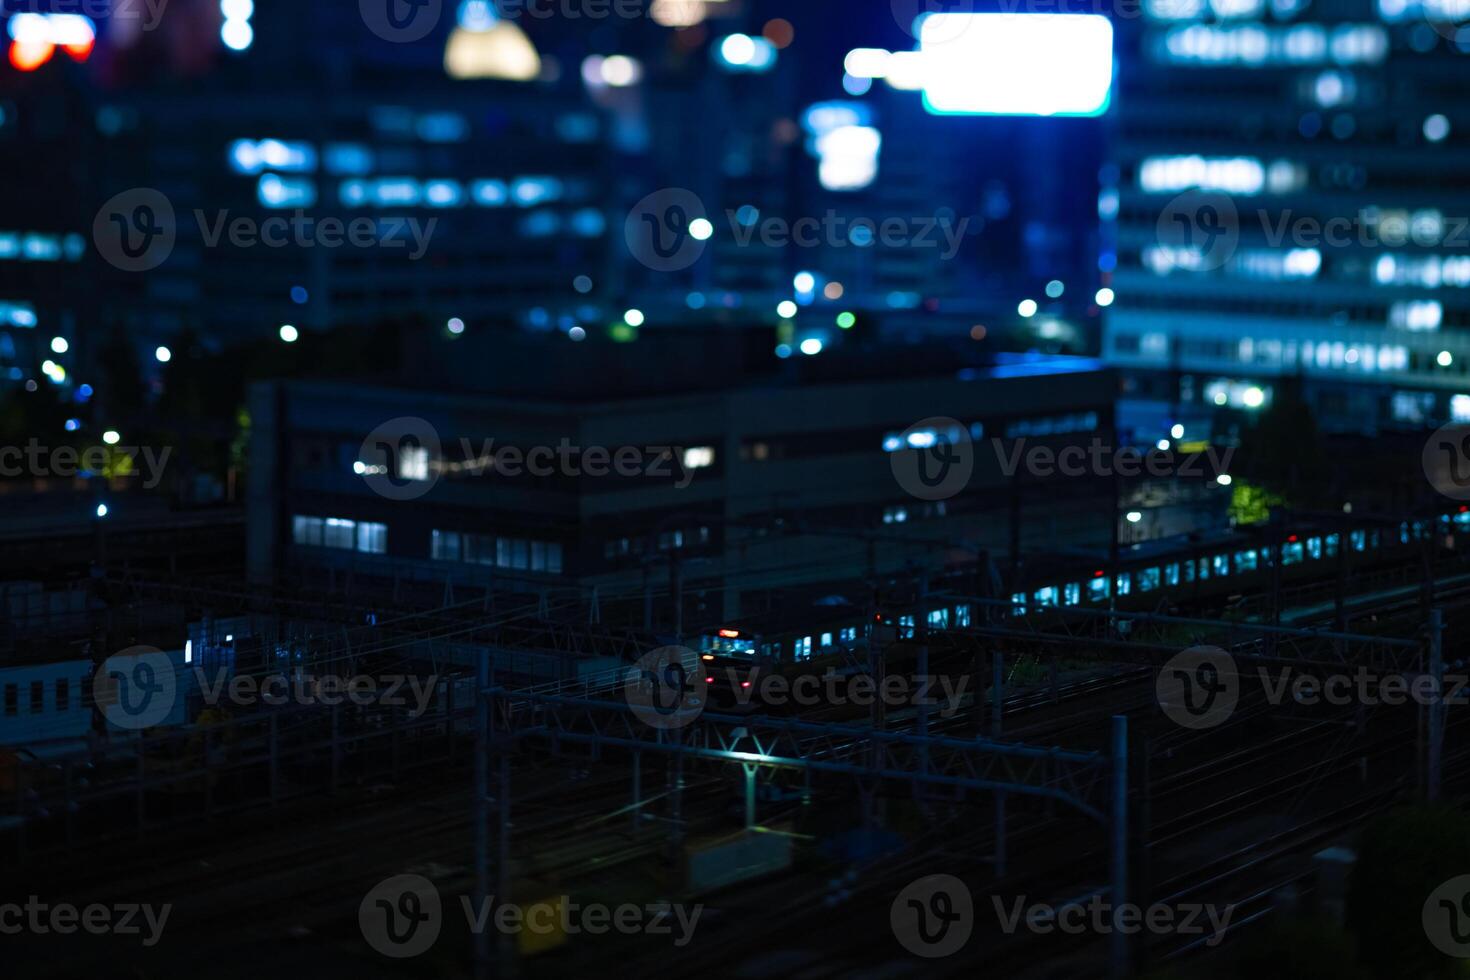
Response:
[470, 648, 1136, 978]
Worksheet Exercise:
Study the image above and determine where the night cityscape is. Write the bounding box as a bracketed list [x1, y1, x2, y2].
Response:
[5, 0, 1470, 976]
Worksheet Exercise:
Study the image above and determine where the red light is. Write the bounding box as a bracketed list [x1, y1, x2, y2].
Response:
[717, 628, 740, 638]
[62, 38, 94, 61]
[740, 681, 751, 688]
[1287, 535, 1298, 543]
[1093, 569, 1105, 578]
[1460, 506, 1468, 513]
[705, 677, 714, 684]
[10, 40, 55, 72]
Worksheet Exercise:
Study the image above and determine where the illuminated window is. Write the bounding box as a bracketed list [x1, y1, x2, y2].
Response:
[682, 446, 716, 470]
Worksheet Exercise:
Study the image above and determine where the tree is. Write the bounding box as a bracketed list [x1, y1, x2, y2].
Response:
[1346, 805, 1470, 977]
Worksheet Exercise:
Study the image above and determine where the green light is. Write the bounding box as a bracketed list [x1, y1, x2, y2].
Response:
[836, 312, 856, 329]
[609, 322, 638, 343]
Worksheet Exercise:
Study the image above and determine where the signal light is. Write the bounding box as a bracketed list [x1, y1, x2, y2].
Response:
[705, 677, 715, 684]
[9, 41, 53, 71]
[718, 628, 740, 638]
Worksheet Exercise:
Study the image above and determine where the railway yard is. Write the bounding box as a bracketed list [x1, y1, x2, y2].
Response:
[5, 525, 1468, 979]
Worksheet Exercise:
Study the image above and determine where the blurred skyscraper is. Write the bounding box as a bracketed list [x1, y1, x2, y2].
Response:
[1105, 0, 1470, 441]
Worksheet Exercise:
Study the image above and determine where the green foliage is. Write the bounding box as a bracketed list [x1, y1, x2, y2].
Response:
[1346, 806, 1470, 978]
[1229, 481, 1283, 526]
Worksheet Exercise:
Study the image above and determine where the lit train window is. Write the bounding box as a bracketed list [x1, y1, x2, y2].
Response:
[1034, 586, 1059, 607]
[1282, 542, 1303, 565]
[1369, 530, 1381, 549]
[1235, 550, 1258, 572]
[1350, 531, 1366, 552]
[840, 627, 857, 642]
[928, 609, 948, 628]
[1088, 577, 1109, 602]
[1213, 554, 1230, 577]
[1400, 522, 1411, 545]
[1164, 563, 1179, 587]
[821, 632, 833, 648]
[1138, 567, 1161, 592]
[798, 636, 812, 660]
[955, 605, 972, 627]
[1064, 583, 1081, 606]
[1307, 536, 1322, 559]
[1326, 534, 1340, 557]
[1011, 592, 1027, 613]
[1184, 560, 1196, 583]
[1115, 573, 1131, 596]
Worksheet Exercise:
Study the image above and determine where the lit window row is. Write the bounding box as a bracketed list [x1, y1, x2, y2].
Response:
[431, 530, 562, 574]
[292, 516, 388, 554]
[1157, 24, 1388, 67]
[1374, 251, 1470, 290]
[881, 422, 982, 453]
[1138, 155, 1306, 195]
[0, 232, 84, 263]
[0, 302, 37, 327]
[338, 176, 565, 209]
[1004, 412, 1099, 439]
